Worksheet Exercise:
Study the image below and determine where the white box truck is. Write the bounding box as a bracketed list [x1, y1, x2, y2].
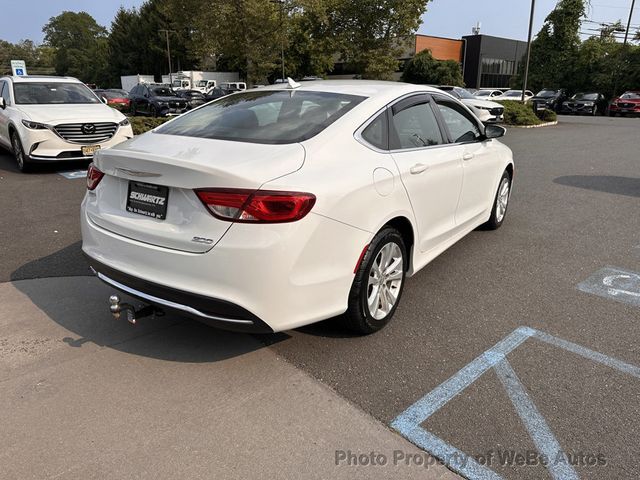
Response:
[161, 71, 241, 92]
[121, 74, 155, 93]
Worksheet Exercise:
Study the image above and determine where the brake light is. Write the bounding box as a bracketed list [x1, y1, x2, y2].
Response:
[87, 163, 104, 191]
[195, 188, 316, 223]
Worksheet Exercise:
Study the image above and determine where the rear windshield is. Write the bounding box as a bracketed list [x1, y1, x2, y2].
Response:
[155, 90, 365, 144]
[151, 87, 174, 96]
[13, 82, 100, 105]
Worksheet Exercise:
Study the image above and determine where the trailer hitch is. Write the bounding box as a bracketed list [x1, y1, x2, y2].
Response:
[109, 295, 163, 324]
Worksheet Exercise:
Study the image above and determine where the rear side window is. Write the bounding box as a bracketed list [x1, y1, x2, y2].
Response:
[361, 112, 388, 150]
[155, 90, 365, 144]
[390, 102, 443, 150]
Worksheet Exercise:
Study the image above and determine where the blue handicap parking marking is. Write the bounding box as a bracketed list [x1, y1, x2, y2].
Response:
[390, 327, 640, 480]
[58, 169, 87, 180]
[577, 266, 640, 308]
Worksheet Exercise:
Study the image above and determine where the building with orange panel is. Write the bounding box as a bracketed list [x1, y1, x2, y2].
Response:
[415, 35, 464, 62]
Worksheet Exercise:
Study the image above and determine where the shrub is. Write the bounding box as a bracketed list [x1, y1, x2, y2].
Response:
[129, 116, 170, 135]
[539, 108, 558, 122]
[402, 50, 464, 86]
[499, 100, 543, 126]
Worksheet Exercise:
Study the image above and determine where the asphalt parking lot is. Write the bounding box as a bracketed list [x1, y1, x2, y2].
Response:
[1, 115, 639, 479]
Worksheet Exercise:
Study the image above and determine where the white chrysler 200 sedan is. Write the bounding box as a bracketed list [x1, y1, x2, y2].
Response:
[0, 75, 133, 172]
[81, 81, 514, 334]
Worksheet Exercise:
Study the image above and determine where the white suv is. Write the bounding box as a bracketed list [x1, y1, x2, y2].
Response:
[0, 75, 134, 172]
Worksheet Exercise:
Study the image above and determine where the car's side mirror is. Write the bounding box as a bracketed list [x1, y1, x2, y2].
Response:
[0, 98, 5, 109]
[101, 97, 108, 105]
[484, 124, 506, 139]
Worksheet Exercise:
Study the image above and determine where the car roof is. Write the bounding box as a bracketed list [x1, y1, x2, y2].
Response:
[255, 80, 442, 99]
[2, 75, 82, 83]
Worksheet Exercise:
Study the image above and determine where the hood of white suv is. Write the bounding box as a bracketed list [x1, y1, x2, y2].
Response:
[462, 98, 503, 109]
[15, 103, 125, 125]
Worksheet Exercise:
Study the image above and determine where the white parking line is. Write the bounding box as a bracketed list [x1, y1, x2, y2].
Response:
[577, 267, 640, 308]
[391, 327, 640, 480]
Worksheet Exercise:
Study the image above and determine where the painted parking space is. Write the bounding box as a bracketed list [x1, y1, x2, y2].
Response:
[58, 169, 88, 179]
[577, 267, 640, 308]
[391, 327, 640, 480]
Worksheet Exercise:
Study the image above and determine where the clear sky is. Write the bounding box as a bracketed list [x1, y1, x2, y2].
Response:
[0, 0, 638, 44]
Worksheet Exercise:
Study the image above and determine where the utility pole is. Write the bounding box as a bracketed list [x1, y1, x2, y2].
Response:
[159, 29, 176, 85]
[522, 0, 536, 103]
[614, 0, 636, 96]
[623, 0, 637, 46]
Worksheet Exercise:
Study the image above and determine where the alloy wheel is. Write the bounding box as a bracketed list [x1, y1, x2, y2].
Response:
[367, 242, 404, 320]
[495, 177, 510, 223]
[11, 133, 24, 170]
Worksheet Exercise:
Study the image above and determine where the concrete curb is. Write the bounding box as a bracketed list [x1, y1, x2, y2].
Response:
[506, 120, 558, 129]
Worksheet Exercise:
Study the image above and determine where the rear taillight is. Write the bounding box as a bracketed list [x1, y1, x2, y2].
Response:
[195, 188, 316, 223]
[87, 163, 104, 191]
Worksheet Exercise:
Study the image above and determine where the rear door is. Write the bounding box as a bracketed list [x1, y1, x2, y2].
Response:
[432, 94, 502, 226]
[389, 95, 463, 253]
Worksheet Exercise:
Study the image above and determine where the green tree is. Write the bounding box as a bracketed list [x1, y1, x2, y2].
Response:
[0, 39, 54, 75]
[42, 11, 109, 84]
[333, 0, 430, 79]
[107, 1, 196, 88]
[525, 0, 586, 92]
[401, 50, 463, 85]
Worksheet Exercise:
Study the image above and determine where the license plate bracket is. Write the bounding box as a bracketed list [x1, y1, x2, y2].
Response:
[126, 181, 169, 220]
[82, 145, 101, 156]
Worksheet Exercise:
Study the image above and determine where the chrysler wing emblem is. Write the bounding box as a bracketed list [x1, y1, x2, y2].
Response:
[116, 168, 162, 178]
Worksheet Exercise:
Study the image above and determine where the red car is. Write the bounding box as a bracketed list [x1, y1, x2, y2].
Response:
[609, 91, 640, 117]
[95, 89, 131, 112]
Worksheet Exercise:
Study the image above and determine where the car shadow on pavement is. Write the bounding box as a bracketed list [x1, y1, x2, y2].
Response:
[0, 150, 90, 175]
[10, 241, 90, 281]
[554, 175, 640, 198]
[10, 248, 290, 363]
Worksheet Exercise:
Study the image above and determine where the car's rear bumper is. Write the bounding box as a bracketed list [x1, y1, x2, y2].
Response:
[86, 254, 274, 333]
[81, 199, 370, 332]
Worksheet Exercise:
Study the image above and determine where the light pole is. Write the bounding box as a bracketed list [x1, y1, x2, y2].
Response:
[159, 29, 177, 85]
[613, 0, 636, 97]
[522, 0, 536, 103]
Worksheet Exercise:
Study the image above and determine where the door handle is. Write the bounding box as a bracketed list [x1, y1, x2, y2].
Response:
[463, 152, 475, 161]
[410, 163, 429, 175]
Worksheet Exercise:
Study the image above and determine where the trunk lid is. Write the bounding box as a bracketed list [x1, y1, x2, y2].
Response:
[87, 132, 305, 253]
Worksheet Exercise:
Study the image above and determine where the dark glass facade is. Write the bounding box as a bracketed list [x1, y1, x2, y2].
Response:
[462, 35, 529, 89]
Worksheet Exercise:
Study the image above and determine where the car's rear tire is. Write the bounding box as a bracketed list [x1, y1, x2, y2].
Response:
[10, 130, 31, 173]
[150, 105, 158, 118]
[131, 102, 137, 116]
[483, 170, 512, 230]
[344, 227, 407, 335]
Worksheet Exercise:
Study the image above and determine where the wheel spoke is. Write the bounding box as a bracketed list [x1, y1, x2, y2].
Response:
[384, 257, 402, 276]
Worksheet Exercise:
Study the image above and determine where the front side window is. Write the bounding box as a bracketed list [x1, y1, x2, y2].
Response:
[13, 82, 100, 105]
[390, 101, 443, 150]
[435, 99, 481, 143]
[156, 90, 365, 144]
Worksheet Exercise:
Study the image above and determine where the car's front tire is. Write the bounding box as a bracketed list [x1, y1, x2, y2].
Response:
[344, 227, 407, 335]
[483, 170, 512, 230]
[10, 130, 31, 173]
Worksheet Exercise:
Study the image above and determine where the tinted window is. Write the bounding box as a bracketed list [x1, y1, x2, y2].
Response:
[13, 82, 100, 105]
[435, 99, 481, 143]
[156, 90, 365, 144]
[390, 102, 443, 150]
[361, 112, 388, 150]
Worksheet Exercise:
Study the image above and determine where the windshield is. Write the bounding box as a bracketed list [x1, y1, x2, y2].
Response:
[475, 90, 493, 97]
[572, 93, 598, 101]
[536, 90, 557, 98]
[13, 82, 100, 105]
[502, 91, 522, 98]
[151, 87, 174, 97]
[100, 91, 127, 99]
[155, 90, 365, 144]
[621, 92, 640, 99]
